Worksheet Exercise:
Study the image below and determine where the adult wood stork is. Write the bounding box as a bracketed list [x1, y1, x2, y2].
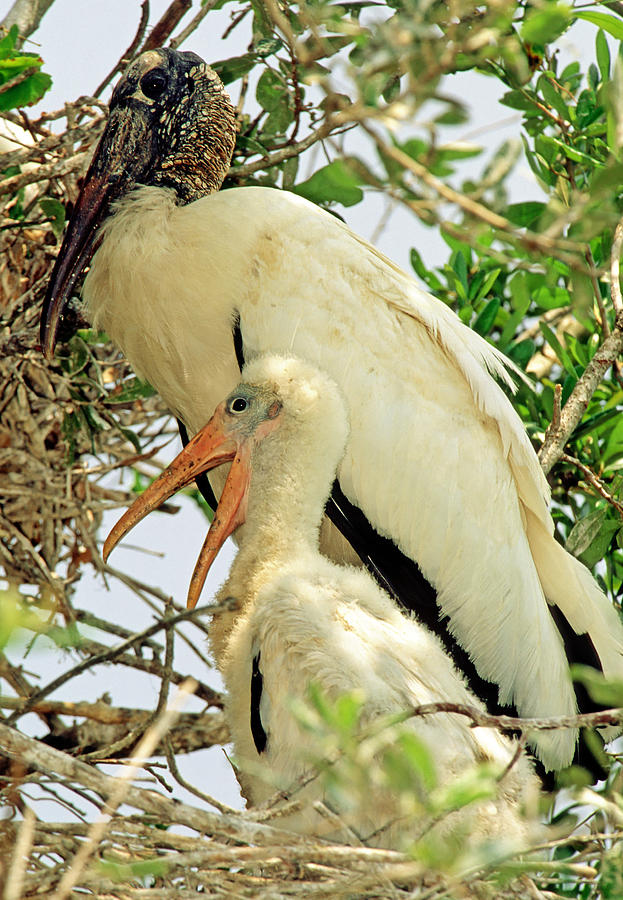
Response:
[41, 48, 623, 772]
[104, 356, 538, 847]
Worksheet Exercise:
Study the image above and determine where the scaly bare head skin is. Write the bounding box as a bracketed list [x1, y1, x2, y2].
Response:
[40, 48, 236, 359]
[103, 384, 282, 608]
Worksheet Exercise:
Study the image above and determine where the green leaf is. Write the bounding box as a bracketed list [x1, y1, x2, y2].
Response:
[39, 198, 65, 238]
[255, 38, 282, 58]
[507, 338, 536, 369]
[538, 73, 569, 120]
[549, 136, 600, 166]
[596, 29, 611, 82]
[394, 731, 437, 791]
[572, 665, 623, 707]
[212, 54, 257, 85]
[575, 10, 623, 42]
[256, 68, 287, 112]
[533, 285, 570, 311]
[104, 377, 156, 405]
[540, 321, 578, 375]
[293, 160, 364, 208]
[521, 3, 572, 45]
[452, 250, 468, 297]
[566, 506, 620, 567]
[0, 25, 18, 59]
[473, 297, 500, 336]
[506, 201, 546, 228]
[410, 248, 444, 292]
[500, 89, 536, 111]
[433, 765, 497, 813]
[0, 70, 51, 110]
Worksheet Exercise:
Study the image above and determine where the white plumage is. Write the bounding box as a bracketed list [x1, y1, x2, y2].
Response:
[105, 355, 540, 849]
[42, 48, 623, 771]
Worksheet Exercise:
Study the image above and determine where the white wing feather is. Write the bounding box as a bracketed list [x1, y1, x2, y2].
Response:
[85, 184, 623, 769]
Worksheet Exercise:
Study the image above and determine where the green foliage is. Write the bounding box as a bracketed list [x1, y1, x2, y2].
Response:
[0, 25, 51, 110]
[290, 685, 526, 868]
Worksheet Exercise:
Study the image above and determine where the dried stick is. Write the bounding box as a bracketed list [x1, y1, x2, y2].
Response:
[169, 0, 220, 49]
[142, 0, 191, 52]
[93, 0, 150, 98]
[5, 603, 222, 726]
[0, 0, 55, 43]
[3, 806, 36, 900]
[561, 452, 623, 518]
[611, 219, 623, 316]
[0, 721, 320, 847]
[406, 701, 623, 733]
[49, 680, 194, 900]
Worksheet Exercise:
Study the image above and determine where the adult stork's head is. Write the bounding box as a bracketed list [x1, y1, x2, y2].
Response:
[104, 356, 348, 609]
[40, 48, 236, 359]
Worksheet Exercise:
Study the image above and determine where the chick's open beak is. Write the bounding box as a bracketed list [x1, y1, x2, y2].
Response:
[103, 404, 253, 608]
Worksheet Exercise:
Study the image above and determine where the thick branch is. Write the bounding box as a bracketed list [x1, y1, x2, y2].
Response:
[0, 721, 321, 847]
[0, 0, 55, 44]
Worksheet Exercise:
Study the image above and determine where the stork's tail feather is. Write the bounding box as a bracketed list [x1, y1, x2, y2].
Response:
[528, 509, 623, 740]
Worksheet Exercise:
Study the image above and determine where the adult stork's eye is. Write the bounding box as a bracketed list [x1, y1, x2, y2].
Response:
[229, 397, 248, 413]
[141, 69, 168, 100]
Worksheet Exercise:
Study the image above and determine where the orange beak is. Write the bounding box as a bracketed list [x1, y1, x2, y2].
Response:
[103, 403, 252, 609]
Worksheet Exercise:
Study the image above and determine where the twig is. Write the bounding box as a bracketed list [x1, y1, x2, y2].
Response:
[406, 700, 623, 732]
[79, 600, 179, 761]
[561, 452, 623, 518]
[361, 122, 586, 268]
[232, 116, 340, 178]
[586, 246, 609, 337]
[0, 0, 55, 44]
[539, 310, 623, 474]
[5, 603, 222, 726]
[0, 721, 323, 847]
[169, 0, 220, 49]
[0, 150, 89, 199]
[611, 219, 623, 316]
[0, 66, 38, 97]
[92, 0, 150, 98]
[50, 679, 197, 900]
[141, 0, 191, 53]
[3, 806, 36, 900]
[163, 735, 237, 814]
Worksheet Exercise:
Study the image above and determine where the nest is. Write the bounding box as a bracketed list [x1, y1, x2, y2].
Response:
[0, 99, 175, 599]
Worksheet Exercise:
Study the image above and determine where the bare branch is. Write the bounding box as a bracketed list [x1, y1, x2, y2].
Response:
[92, 0, 150, 98]
[539, 311, 623, 474]
[141, 0, 191, 53]
[50, 679, 196, 900]
[561, 453, 623, 519]
[169, 0, 220, 49]
[611, 219, 623, 316]
[5, 603, 224, 727]
[0, 66, 38, 97]
[0, 0, 55, 44]
[0, 721, 321, 847]
[406, 701, 623, 733]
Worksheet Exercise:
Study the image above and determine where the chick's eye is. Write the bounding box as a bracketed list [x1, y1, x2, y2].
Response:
[230, 397, 248, 413]
[141, 69, 168, 100]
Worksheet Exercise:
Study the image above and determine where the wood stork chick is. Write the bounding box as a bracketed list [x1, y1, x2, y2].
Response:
[104, 356, 539, 848]
[42, 48, 623, 772]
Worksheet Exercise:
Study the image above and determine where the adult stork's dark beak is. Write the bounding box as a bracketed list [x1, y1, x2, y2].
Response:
[103, 402, 253, 609]
[40, 47, 236, 359]
[39, 102, 159, 360]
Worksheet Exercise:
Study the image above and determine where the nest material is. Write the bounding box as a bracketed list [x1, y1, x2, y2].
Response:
[0, 100, 172, 599]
